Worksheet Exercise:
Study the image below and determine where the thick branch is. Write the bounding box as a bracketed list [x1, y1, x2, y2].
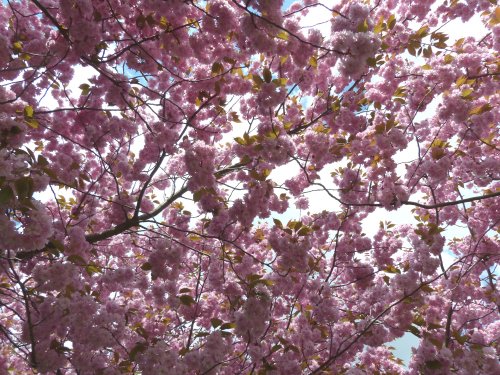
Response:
[403, 190, 500, 209]
[445, 306, 453, 347]
[85, 185, 188, 243]
[30, 0, 69, 39]
[305, 170, 500, 210]
[85, 161, 250, 243]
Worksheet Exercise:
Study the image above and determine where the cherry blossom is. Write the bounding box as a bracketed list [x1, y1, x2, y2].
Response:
[0, 0, 498, 374]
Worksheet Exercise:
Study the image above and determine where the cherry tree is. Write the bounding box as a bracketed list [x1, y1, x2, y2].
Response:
[0, 0, 499, 373]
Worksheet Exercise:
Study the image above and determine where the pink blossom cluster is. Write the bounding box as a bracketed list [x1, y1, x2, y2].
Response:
[0, 0, 498, 373]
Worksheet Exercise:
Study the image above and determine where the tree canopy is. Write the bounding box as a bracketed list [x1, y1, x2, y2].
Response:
[0, 0, 499, 374]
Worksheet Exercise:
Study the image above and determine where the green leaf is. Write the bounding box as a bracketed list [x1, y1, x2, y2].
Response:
[195, 331, 209, 338]
[0, 186, 14, 205]
[211, 62, 223, 75]
[416, 25, 430, 38]
[24, 118, 39, 129]
[469, 103, 492, 115]
[272, 77, 288, 87]
[423, 46, 433, 58]
[230, 112, 241, 123]
[309, 56, 318, 68]
[136, 14, 146, 28]
[220, 322, 236, 330]
[366, 57, 377, 67]
[276, 31, 289, 41]
[408, 324, 421, 338]
[47, 239, 64, 256]
[12, 41, 23, 53]
[425, 360, 442, 369]
[14, 177, 34, 200]
[252, 74, 264, 87]
[214, 81, 221, 94]
[413, 315, 425, 326]
[23, 105, 34, 118]
[37, 155, 49, 167]
[67, 254, 86, 265]
[79, 84, 91, 96]
[374, 16, 385, 34]
[193, 190, 204, 202]
[247, 274, 263, 282]
[159, 16, 170, 30]
[428, 337, 443, 349]
[259, 279, 274, 286]
[10, 126, 22, 135]
[18, 197, 35, 210]
[427, 322, 443, 330]
[223, 57, 236, 65]
[297, 227, 311, 236]
[273, 218, 283, 229]
[85, 263, 101, 276]
[357, 19, 369, 32]
[263, 67, 272, 83]
[129, 342, 147, 361]
[455, 76, 467, 86]
[179, 295, 195, 305]
[141, 262, 152, 271]
[454, 333, 469, 345]
[263, 358, 277, 370]
[42, 166, 57, 179]
[443, 54, 454, 64]
[421, 284, 434, 293]
[211, 318, 223, 328]
[384, 265, 401, 274]
[387, 14, 396, 30]
[134, 325, 149, 339]
[234, 136, 246, 145]
[270, 344, 282, 353]
[145, 13, 156, 27]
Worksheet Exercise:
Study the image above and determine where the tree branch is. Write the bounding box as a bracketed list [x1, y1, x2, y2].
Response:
[403, 190, 500, 209]
[85, 185, 188, 243]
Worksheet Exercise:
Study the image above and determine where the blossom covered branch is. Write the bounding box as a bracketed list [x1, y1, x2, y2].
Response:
[0, 0, 499, 374]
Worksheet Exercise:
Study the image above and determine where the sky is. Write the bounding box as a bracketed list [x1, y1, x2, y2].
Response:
[284, 0, 299, 9]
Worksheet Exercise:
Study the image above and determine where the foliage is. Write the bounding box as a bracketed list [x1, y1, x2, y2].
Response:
[0, 0, 499, 374]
